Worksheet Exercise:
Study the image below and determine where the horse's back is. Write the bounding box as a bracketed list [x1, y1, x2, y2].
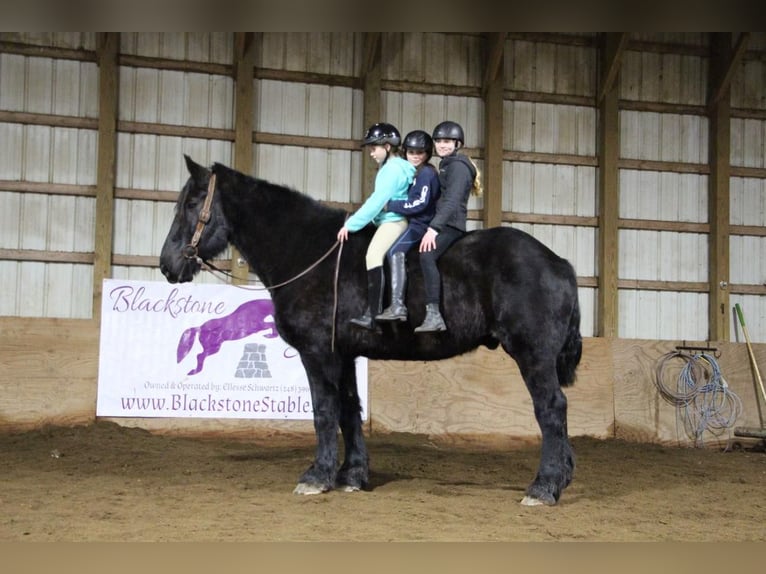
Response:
[438, 226, 580, 358]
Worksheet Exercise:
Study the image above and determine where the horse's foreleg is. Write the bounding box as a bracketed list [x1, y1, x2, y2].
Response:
[336, 358, 369, 492]
[519, 362, 575, 506]
[293, 354, 341, 495]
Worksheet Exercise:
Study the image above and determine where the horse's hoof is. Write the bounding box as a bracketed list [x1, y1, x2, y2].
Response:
[293, 483, 329, 495]
[520, 495, 557, 506]
[340, 485, 361, 493]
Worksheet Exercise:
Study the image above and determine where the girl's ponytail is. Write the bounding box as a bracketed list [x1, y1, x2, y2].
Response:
[467, 156, 483, 197]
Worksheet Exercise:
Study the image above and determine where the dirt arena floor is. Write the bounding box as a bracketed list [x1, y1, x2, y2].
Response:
[1, 421, 764, 542]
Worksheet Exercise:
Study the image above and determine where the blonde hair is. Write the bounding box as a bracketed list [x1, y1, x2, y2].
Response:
[467, 156, 483, 197]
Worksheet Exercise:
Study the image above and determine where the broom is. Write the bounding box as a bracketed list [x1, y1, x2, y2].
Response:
[733, 303, 766, 439]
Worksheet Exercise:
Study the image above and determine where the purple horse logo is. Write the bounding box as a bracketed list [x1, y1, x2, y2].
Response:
[176, 298, 279, 375]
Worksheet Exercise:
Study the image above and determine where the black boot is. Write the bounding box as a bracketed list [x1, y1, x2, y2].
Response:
[376, 252, 408, 322]
[350, 267, 384, 330]
[414, 303, 447, 333]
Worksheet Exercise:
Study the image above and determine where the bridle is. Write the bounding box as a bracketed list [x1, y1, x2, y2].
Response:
[182, 174, 217, 261]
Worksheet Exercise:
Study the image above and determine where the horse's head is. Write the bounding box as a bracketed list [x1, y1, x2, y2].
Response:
[160, 155, 231, 283]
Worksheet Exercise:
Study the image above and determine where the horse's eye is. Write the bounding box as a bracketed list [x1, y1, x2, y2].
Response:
[185, 197, 199, 210]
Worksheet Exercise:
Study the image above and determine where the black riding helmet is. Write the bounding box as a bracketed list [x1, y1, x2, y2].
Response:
[361, 122, 401, 147]
[432, 120, 464, 148]
[402, 130, 434, 162]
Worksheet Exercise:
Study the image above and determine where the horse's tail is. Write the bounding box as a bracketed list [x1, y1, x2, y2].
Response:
[176, 326, 200, 364]
[556, 297, 582, 388]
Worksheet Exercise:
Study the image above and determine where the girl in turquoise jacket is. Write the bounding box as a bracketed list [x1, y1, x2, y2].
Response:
[337, 122, 416, 329]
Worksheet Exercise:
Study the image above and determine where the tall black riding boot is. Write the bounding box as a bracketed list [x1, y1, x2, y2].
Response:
[414, 302, 447, 333]
[375, 252, 408, 322]
[350, 267, 384, 330]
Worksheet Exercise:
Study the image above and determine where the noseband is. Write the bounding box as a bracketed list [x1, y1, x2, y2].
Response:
[183, 174, 217, 260]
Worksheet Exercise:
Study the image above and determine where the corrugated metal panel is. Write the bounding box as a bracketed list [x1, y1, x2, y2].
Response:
[731, 236, 766, 286]
[119, 67, 233, 128]
[621, 51, 707, 106]
[507, 38, 596, 97]
[259, 33, 359, 76]
[578, 288, 596, 337]
[511, 221, 595, 276]
[0, 32, 96, 50]
[619, 291, 708, 340]
[620, 171, 707, 222]
[116, 133, 232, 189]
[503, 161, 596, 271]
[506, 101, 596, 155]
[0, 54, 98, 116]
[731, 295, 766, 343]
[621, 110, 708, 161]
[120, 33, 233, 64]
[253, 143, 354, 204]
[731, 118, 765, 168]
[383, 33, 483, 88]
[731, 176, 766, 226]
[256, 79, 354, 138]
[0, 261, 93, 318]
[619, 229, 708, 282]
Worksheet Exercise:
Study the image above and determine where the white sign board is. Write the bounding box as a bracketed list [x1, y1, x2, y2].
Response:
[97, 279, 367, 420]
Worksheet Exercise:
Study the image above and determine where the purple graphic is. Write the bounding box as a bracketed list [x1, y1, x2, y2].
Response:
[176, 298, 279, 375]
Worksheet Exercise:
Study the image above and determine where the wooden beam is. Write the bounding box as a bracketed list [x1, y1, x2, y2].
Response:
[597, 32, 628, 104]
[482, 33, 505, 229]
[708, 33, 732, 341]
[231, 32, 256, 285]
[482, 33, 506, 96]
[91, 33, 119, 322]
[597, 33, 622, 338]
[361, 33, 381, 82]
[361, 33, 382, 201]
[708, 32, 750, 110]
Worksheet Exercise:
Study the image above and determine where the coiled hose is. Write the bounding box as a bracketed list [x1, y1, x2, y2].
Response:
[654, 351, 742, 447]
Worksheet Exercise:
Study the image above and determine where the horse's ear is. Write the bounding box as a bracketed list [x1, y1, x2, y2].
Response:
[184, 155, 210, 184]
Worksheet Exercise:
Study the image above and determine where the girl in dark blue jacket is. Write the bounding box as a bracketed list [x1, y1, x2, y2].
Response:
[376, 130, 441, 322]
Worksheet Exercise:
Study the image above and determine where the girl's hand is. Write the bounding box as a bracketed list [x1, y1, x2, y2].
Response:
[337, 226, 349, 243]
[419, 227, 438, 252]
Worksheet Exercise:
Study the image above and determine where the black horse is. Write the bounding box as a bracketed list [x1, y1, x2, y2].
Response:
[160, 155, 582, 506]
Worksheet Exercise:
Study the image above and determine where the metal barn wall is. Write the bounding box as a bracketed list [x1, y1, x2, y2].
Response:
[617, 38, 710, 340]
[1, 32, 766, 344]
[114, 34, 235, 284]
[0, 37, 99, 318]
[729, 31, 766, 345]
[503, 35, 598, 337]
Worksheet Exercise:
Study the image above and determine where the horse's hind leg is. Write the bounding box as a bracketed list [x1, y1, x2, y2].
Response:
[336, 357, 369, 492]
[293, 353, 342, 495]
[516, 356, 575, 506]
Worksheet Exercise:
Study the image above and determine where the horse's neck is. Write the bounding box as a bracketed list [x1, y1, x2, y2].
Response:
[222, 187, 341, 287]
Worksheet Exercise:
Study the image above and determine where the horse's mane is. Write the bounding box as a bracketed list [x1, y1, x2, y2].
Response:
[213, 163, 343, 222]
[211, 162, 351, 262]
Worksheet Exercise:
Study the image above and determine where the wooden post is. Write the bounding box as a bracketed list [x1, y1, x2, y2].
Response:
[708, 33, 733, 341]
[482, 33, 506, 230]
[360, 33, 381, 200]
[596, 33, 625, 338]
[231, 32, 256, 285]
[92, 33, 119, 321]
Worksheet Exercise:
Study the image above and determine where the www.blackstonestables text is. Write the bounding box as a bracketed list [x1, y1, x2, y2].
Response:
[120, 394, 312, 415]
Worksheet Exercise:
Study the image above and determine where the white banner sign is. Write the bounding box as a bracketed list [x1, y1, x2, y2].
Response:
[97, 279, 367, 420]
